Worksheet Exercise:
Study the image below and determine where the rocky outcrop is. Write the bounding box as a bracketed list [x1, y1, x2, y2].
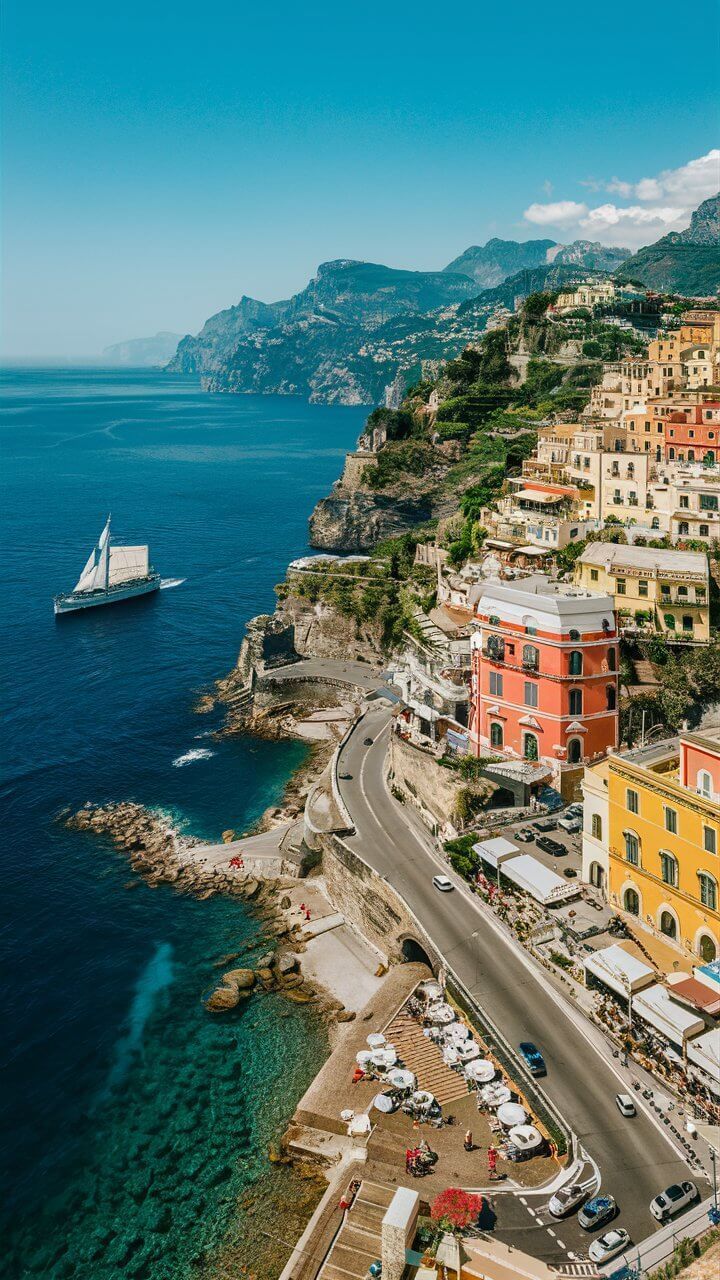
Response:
[308, 487, 439, 552]
[277, 593, 383, 662]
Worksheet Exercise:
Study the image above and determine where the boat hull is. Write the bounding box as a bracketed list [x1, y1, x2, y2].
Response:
[54, 575, 162, 615]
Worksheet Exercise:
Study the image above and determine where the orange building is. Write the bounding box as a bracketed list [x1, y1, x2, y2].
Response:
[469, 575, 619, 792]
[664, 402, 720, 464]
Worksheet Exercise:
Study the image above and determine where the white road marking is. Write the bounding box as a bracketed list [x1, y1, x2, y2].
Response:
[546, 1227, 556, 1238]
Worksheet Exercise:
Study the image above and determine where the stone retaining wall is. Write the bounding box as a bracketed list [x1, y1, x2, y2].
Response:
[388, 734, 463, 831]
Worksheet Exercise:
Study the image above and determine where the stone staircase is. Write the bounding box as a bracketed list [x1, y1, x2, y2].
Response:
[384, 1011, 470, 1105]
[320, 1180, 396, 1280]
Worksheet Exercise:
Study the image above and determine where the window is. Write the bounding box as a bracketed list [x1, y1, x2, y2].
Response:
[624, 887, 640, 916]
[523, 732, 539, 762]
[682, 615, 694, 632]
[624, 832, 640, 865]
[489, 672, 503, 696]
[669, 447, 675, 459]
[591, 813, 602, 840]
[699, 934, 717, 963]
[703, 825, 717, 855]
[488, 614, 501, 625]
[568, 629, 580, 642]
[660, 910, 677, 940]
[679, 495, 689, 509]
[665, 807, 677, 834]
[606, 685, 616, 711]
[677, 585, 688, 597]
[590, 569, 599, 581]
[700, 525, 710, 537]
[524, 682, 538, 708]
[522, 644, 539, 671]
[490, 721, 504, 749]
[700, 494, 719, 511]
[688, 450, 695, 462]
[569, 651, 583, 676]
[698, 770, 713, 798]
[607, 648, 617, 672]
[638, 580, 648, 598]
[679, 522, 689, 536]
[660, 851, 678, 887]
[487, 635, 505, 660]
[627, 788, 639, 814]
[569, 688, 583, 716]
[567, 737, 582, 764]
[651, 516, 660, 529]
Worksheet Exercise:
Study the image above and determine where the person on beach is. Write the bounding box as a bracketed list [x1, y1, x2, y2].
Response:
[305, 907, 311, 922]
[464, 1130, 473, 1152]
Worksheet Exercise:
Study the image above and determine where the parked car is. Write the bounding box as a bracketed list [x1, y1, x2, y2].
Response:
[566, 803, 583, 818]
[578, 1195, 617, 1231]
[518, 1042, 546, 1076]
[589, 1228, 630, 1264]
[563, 868, 578, 879]
[615, 1093, 636, 1117]
[533, 818, 557, 832]
[548, 1184, 586, 1218]
[432, 875, 454, 893]
[514, 828, 535, 843]
[339, 772, 353, 780]
[536, 836, 567, 857]
[650, 1181, 698, 1221]
[363, 737, 374, 746]
[558, 815, 582, 834]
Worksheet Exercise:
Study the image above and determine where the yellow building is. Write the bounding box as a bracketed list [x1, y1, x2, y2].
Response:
[606, 731, 720, 963]
[574, 543, 711, 644]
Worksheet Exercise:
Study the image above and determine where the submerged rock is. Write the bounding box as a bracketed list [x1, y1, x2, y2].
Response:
[222, 968, 255, 990]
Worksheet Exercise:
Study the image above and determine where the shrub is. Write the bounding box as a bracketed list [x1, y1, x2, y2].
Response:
[430, 1188, 485, 1230]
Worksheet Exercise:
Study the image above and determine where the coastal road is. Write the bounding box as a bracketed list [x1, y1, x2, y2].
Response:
[336, 702, 708, 1266]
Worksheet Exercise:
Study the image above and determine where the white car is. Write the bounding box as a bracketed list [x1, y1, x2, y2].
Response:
[615, 1092, 636, 1117]
[650, 1181, 698, 1221]
[432, 875, 454, 892]
[588, 1228, 630, 1264]
[558, 815, 582, 833]
[548, 1183, 586, 1218]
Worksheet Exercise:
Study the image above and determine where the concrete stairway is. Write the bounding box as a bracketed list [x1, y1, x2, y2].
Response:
[385, 1011, 470, 1105]
[320, 1180, 396, 1280]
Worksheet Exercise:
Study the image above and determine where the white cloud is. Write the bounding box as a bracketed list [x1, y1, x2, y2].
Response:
[522, 149, 719, 248]
[524, 200, 588, 226]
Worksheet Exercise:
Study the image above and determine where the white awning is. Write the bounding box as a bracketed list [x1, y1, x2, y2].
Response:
[472, 837, 519, 869]
[500, 853, 580, 904]
[686, 1028, 720, 1095]
[584, 944, 655, 996]
[633, 984, 706, 1047]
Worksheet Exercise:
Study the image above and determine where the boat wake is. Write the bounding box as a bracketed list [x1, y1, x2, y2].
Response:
[160, 577, 186, 590]
[172, 747, 215, 767]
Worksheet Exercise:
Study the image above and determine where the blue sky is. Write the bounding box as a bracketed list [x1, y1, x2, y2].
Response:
[3, 1, 719, 356]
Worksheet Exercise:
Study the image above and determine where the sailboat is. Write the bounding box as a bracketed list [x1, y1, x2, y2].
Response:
[54, 516, 161, 615]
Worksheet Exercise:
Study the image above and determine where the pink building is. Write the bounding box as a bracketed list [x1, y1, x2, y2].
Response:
[469, 575, 619, 792]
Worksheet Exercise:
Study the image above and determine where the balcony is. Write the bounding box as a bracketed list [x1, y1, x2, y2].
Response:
[522, 657, 539, 672]
[659, 594, 707, 609]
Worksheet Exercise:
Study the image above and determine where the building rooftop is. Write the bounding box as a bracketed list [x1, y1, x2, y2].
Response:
[477, 573, 615, 621]
[577, 542, 709, 577]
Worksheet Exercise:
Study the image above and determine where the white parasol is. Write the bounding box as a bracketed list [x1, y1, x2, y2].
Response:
[367, 1032, 386, 1048]
[372, 1093, 396, 1113]
[480, 1083, 512, 1107]
[508, 1124, 543, 1150]
[387, 1068, 416, 1090]
[356, 1050, 372, 1068]
[465, 1059, 495, 1083]
[457, 1041, 480, 1063]
[412, 1090, 435, 1110]
[497, 1102, 528, 1127]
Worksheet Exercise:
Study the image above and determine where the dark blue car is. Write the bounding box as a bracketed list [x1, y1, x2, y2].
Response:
[518, 1041, 546, 1076]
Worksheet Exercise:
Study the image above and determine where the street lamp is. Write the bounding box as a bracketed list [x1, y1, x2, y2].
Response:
[711, 1149, 718, 1213]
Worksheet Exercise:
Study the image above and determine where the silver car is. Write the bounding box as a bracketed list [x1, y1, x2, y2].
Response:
[548, 1183, 586, 1218]
[589, 1228, 630, 1264]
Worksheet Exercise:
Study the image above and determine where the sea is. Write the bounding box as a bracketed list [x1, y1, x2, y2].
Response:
[0, 367, 366, 1280]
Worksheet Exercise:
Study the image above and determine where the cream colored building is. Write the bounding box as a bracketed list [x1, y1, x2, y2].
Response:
[581, 757, 610, 893]
[555, 279, 617, 312]
[574, 543, 711, 643]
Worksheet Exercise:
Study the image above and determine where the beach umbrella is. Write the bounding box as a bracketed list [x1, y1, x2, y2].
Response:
[417, 980, 443, 1001]
[370, 1050, 388, 1068]
[457, 1041, 480, 1063]
[450, 1024, 470, 1043]
[372, 1093, 396, 1114]
[387, 1068, 416, 1090]
[412, 1090, 435, 1109]
[497, 1102, 528, 1127]
[427, 1003, 455, 1025]
[356, 1050, 372, 1068]
[508, 1124, 543, 1150]
[465, 1059, 495, 1083]
[380, 1048, 397, 1068]
[367, 1032, 386, 1048]
[480, 1083, 512, 1107]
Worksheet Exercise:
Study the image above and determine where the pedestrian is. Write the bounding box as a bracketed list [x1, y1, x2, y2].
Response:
[305, 907, 311, 922]
[463, 1130, 473, 1152]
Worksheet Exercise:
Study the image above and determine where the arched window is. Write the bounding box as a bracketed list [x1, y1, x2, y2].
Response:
[569, 650, 583, 676]
[606, 685, 616, 711]
[688, 449, 695, 462]
[698, 872, 718, 911]
[660, 852, 678, 888]
[523, 732, 539, 762]
[569, 688, 583, 716]
[624, 887, 640, 916]
[699, 933, 717, 963]
[567, 737, 582, 764]
[651, 516, 660, 529]
[660, 910, 677, 940]
[591, 813, 602, 840]
[607, 648, 617, 671]
[490, 721, 504, 749]
[624, 831, 640, 865]
[697, 769, 713, 798]
[522, 644, 539, 671]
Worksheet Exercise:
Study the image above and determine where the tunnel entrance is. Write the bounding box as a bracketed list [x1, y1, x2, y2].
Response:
[401, 937, 434, 968]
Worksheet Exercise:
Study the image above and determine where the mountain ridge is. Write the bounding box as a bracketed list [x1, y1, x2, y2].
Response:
[616, 193, 720, 294]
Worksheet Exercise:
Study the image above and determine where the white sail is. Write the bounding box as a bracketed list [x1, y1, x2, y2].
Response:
[73, 517, 111, 593]
[108, 546, 149, 586]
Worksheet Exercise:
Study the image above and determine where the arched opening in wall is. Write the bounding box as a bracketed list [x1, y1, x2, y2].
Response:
[567, 737, 582, 764]
[659, 910, 678, 940]
[401, 937, 434, 968]
[624, 887, 640, 916]
[589, 861, 605, 891]
[487, 785, 515, 810]
[698, 932, 717, 963]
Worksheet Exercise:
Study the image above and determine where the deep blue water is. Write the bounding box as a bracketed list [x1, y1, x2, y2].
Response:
[0, 368, 365, 1279]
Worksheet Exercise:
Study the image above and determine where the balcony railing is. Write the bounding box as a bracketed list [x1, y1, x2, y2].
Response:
[659, 595, 707, 608]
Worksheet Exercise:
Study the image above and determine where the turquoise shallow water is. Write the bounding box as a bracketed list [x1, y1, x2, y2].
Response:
[0, 368, 365, 1279]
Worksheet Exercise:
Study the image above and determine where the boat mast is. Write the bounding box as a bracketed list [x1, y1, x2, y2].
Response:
[104, 514, 111, 592]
